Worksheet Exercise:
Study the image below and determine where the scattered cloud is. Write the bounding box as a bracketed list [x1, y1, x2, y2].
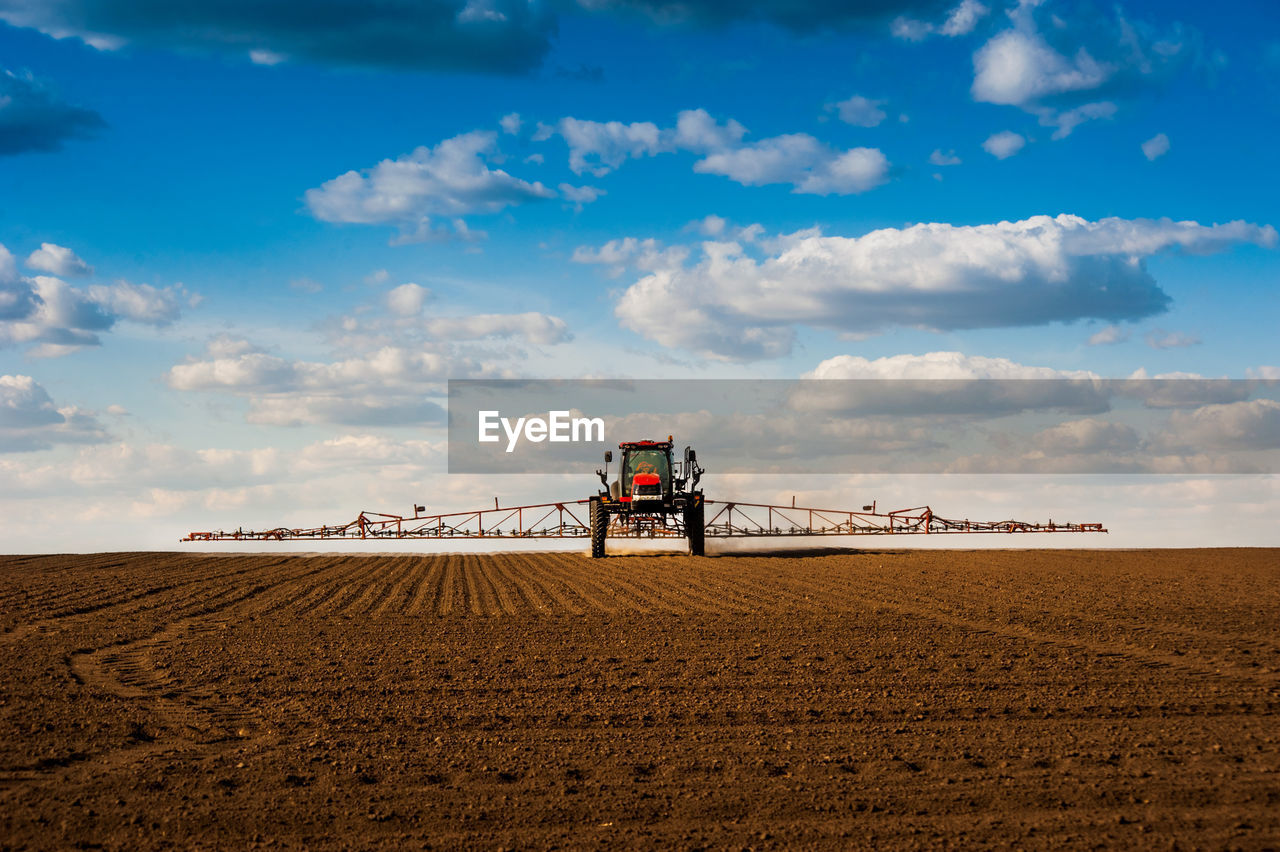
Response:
[1119, 371, 1253, 409]
[289, 277, 323, 294]
[1142, 132, 1170, 160]
[948, 391, 1280, 475]
[0, 68, 104, 156]
[828, 94, 887, 127]
[558, 117, 668, 176]
[938, 0, 988, 36]
[1032, 418, 1140, 455]
[689, 214, 726, 236]
[554, 109, 746, 176]
[248, 49, 285, 66]
[970, 2, 1197, 137]
[499, 112, 522, 134]
[558, 182, 606, 210]
[1, 243, 193, 357]
[385, 282, 431, 317]
[672, 107, 748, 151]
[304, 130, 555, 243]
[552, 109, 889, 195]
[0, 432, 448, 513]
[168, 278, 572, 425]
[694, 135, 889, 194]
[0, 375, 109, 452]
[1088, 324, 1129, 345]
[1154, 399, 1280, 453]
[86, 280, 187, 325]
[25, 243, 92, 277]
[796, 351, 1109, 417]
[973, 29, 1109, 106]
[0, 0, 557, 74]
[929, 149, 962, 166]
[1046, 101, 1115, 139]
[1145, 329, 1201, 349]
[165, 344, 459, 426]
[805, 351, 1096, 381]
[594, 214, 1275, 360]
[982, 130, 1025, 159]
[892, 0, 989, 41]
[420, 313, 570, 344]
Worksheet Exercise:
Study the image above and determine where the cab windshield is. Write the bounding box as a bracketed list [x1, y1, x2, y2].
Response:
[624, 449, 670, 495]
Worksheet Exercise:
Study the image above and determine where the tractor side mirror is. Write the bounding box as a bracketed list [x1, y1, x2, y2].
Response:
[684, 446, 702, 490]
[597, 451, 612, 491]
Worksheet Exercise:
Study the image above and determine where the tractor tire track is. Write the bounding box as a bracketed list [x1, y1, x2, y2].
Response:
[50, 557, 326, 779]
[1, 556, 307, 645]
[836, 569, 1260, 686]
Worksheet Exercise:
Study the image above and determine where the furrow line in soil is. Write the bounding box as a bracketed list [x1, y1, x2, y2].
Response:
[404, 555, 445, 617]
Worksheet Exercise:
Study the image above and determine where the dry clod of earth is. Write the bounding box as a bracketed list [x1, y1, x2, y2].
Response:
[1, 548, 1278, 849]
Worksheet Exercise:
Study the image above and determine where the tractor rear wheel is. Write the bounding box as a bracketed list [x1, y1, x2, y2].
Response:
[685, 499, 704, 556]
[590, 498, 607, 558]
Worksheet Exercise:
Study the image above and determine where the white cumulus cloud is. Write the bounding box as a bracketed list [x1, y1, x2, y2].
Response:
[0, 374, 109, 452]
[385, 282, 430, 317]
[1142, 132, 1170, 160]
[695, 135, 889, 195]
[970, 3, 1195, 138]
[829, 95, 887, 127]
[892, 0, 989, 40]
[1155, 399, 1280, 453]
[973, 29, 1110, 106]
[983, 130, 1026, 159]
[305, 130, 555, 243]
[421, 312, 570, 344]
[25, 243, 93, 277]
[168, 286, 572, 425]
[1087, 324, 1129, 345]
[558, 182, 606, 210]
[558, 117, 668, 176]
[602, 214, 1275, 360]
[0, 243, 193, 357]
[551, 109, 889, 196]
[165, 346, 461, 427]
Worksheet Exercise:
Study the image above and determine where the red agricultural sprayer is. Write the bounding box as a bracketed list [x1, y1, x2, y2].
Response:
[183, 438, 1106, 555]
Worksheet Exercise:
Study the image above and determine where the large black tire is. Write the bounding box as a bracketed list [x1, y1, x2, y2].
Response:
[590, 497, 608, 558]
[685, 498, 704, 557]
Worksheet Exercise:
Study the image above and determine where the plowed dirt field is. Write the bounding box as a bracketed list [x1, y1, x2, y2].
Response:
[1, 549, 1278, 850]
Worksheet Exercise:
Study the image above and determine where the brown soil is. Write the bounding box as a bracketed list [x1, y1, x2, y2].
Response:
[1, 548, 1278, 850]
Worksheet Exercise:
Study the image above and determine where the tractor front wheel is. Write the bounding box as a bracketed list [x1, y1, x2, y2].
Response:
[685, 499, 705, 557]
[590, 498, 608, 558]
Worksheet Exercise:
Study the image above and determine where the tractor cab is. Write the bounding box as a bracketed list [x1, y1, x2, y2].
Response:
[617, 440, 672, 502]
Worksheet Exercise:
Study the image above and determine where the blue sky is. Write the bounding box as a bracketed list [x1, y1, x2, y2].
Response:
[0, 0, 1277, 549]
